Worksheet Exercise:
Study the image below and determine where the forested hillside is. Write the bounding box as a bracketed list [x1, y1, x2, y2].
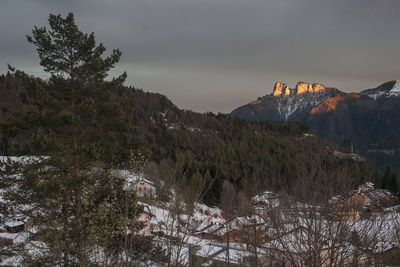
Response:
[0, 73, 380, 205]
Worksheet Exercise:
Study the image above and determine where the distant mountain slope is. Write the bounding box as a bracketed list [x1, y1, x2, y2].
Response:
[231, 80, 400, 170]
[360, 80, 400, 100]
[0, 73, 380, 204]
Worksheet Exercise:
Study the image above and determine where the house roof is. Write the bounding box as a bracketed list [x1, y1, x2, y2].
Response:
[229, 214, 266, 229]
[365, 189, 392, 200]
[195, 214, 267, 236]
[348, 188, 393, 202]
[134, 177, 155, 186]
[251, 191, 280, 208]
[195, 213, 228, 233]
[111, 169, 155, 189]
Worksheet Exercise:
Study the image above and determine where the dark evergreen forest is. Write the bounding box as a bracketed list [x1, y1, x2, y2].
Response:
[0, 73, 385, 204]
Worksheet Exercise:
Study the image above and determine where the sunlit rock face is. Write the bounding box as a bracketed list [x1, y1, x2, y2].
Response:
[284, 85, 291, 96]
[296, 82, 313, 94]
[274, 82, 327, 96]
[313, 83, 326, 93]
[273, 82, 289, 97]
[296, 82, 326, 95]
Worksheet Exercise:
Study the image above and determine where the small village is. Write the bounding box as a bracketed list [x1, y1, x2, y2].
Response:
[2, 168, 398, 266]
[1, 2, 400, 266]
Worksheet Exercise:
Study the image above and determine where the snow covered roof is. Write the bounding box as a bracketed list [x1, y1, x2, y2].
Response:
[365, 189, 392, 200]
[134, 177, 155, 186]
[357, 182, 375, 192]
[229, 214, 266, 229]
[348, 182, 394, 203]
[194, 213, 228, 233]
[111, 169, 155, 189]
[384, 205, 400, 212]
[251, 190, 280, 208]
[4, 220, 25, 228]
[0, 231, 28, 244]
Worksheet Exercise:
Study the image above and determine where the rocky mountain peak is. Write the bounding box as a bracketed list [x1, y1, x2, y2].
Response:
[233, 81, 343, 122]
[273, 81, 326, 97]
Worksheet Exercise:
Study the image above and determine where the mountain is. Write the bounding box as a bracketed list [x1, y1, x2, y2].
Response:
[231, 80, 400, 170]
[0, 73, 379, 205]
[361, 80, 400, 100]
[232, 82, 345, 122]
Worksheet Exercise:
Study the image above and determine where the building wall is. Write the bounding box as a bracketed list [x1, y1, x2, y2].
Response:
[133, 181, 155, 198]
[346, 193, 371, 209]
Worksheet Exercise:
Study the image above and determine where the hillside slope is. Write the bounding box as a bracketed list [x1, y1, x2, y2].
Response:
[0, 73, 379, 204]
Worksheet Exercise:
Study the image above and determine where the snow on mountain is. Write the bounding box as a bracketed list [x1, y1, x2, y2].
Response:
[232, 80, 400, 124]
[388, 80, 400, 96]
[231, 81, 345, 122]
[270, 81, 346, 121]
[274, 90, 333, 121]
[361, 80, 400, 100]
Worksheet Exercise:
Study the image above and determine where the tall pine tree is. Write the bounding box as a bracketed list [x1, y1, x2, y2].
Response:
[1, 13, 164, 265]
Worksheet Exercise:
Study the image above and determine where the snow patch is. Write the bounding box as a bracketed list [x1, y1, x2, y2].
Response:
[364, 80, 400, 100]
[388, 80, 400, 97]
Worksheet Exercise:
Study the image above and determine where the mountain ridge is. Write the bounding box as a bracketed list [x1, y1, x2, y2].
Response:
[233, 81, 346, 122]
[231, 80, 400, 170]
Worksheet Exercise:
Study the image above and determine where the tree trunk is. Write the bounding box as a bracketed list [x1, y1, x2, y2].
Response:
[71, 79, 84, 264]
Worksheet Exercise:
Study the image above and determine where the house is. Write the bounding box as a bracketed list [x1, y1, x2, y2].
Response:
[0, 225, 13, 247]
[4, 220, 25, 233]
[193, 213, 229, 242]
[328, 182, 397, 221]
[194, 214, 267, 244]
[133, 178, 156, 198]
[345, 182, 395, 212]
[251, 191, 279, 218]
[228, 215, 268, 244]
[110, 169, 157, 198]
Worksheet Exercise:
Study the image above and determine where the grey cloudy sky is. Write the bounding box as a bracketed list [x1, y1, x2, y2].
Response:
[1, 0, 400, 112]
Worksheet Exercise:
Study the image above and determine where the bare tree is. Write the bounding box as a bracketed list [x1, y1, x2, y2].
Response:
[151, 153, 216, 267]
[264, 158, 385, 267]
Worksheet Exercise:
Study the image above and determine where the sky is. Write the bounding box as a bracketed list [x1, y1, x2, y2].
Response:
[1, 0, 400, 113]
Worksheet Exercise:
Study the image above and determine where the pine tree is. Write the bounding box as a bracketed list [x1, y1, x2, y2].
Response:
[1, 13, 164, 265]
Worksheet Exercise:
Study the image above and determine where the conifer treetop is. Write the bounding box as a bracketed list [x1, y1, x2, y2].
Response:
[27, 12, 126, 84]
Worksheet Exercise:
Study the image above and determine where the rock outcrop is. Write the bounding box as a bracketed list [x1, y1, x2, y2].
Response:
[296, 82, 313, 94]
[295, 82, 326, 95]
[273, 82, 290, 97]
[273, 82, 326, 97]
[313, 83, 326, 93]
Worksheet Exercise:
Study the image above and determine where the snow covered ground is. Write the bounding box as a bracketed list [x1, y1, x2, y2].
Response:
[1, 159, 400, 266]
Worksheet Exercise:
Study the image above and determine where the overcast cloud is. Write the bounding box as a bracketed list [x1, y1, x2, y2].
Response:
[1, 0, 400, 112]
